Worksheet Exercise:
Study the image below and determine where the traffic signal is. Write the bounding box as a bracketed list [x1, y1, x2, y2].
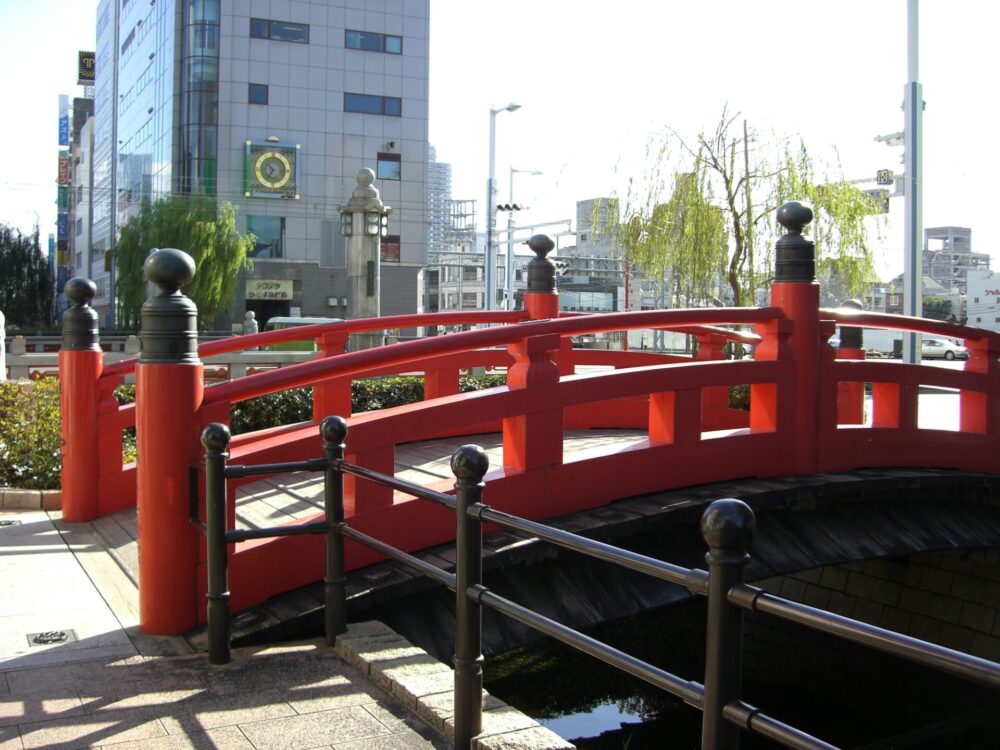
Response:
[495, 203, 523, 212]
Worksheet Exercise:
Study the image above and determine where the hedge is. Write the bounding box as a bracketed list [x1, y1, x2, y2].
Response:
[3, 374, 747, 490]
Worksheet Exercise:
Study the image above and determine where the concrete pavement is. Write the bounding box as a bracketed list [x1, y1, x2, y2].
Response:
[0, 510, 572, 750]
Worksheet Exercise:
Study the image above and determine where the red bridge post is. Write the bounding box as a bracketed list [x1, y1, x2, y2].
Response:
[59, 278, 102, 522]
[313, 330, 351, 421]
[504, 235, 563, 471]
[136, 249, 203, 634]
[762, 202, 821, 474]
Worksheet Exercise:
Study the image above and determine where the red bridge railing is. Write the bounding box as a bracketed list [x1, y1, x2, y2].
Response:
[57, 202, 1000, 635]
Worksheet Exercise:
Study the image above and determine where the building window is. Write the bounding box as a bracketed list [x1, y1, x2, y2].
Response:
[376, 152, 401, 180]
[250, 18, 309, 43]
[248, 83, 268, 105]
[974, 297, 979, 303]
[462, 292, 478, 309]
[462, 266, 478, 282]
[76, 218, 84, 236]
[344, 93, 401, 117]
[345, 29, 402, 54]
[380, 234, 400, 263]
[247, 215, 285, 258]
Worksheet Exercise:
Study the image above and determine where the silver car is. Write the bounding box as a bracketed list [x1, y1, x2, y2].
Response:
[921, 338, 968, 360]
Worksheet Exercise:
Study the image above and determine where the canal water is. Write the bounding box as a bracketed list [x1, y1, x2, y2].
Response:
[483, 597, 1000, 749]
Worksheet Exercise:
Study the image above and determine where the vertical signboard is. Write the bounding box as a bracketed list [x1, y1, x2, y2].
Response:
[58, 154, 70, 185]
[58, 95, 70, 147]
[77, 51, 95, 86]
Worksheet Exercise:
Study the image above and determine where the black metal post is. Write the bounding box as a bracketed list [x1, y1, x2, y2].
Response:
[700, 498, 756, 750]
[202, 423, 232, 665]
[452, 444, 489, 749]
[321, 416, 348, 645]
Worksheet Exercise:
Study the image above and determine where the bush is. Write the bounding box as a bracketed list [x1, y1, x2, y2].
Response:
[0, 379, 61, 489]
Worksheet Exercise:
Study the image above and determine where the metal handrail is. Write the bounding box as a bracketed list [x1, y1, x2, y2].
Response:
[198, 416, 1000, 750]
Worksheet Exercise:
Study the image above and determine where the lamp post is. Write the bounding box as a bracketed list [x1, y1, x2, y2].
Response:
[485, 102, 520, 310]
[504, 168, 542, 309]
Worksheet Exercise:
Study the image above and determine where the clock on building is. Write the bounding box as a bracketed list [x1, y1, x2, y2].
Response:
[245, 141, 300, 199]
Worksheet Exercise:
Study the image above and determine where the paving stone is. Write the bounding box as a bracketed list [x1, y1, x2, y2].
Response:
[0, 695, 85, 728]
[16, 707, 166, 749]
[0, 725, 23, 750]
[87, 725, 256, 749]
[237, 705, 391, 750]
[473, 724, 575, 750]
[157, 688, 297, 733]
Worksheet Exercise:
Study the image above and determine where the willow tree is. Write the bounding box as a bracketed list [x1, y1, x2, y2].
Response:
[115, 196, 254, 328]
[0, 224, 53, 327]
[602, 107, 882, 308]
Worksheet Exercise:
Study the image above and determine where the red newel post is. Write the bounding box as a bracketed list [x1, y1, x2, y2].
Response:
[313, 330, 351, 421]
[59, 278, 103, 522]
[136, 248, 204, 634]
[504, 236, 563, 471]
[767, 202, 820, 474]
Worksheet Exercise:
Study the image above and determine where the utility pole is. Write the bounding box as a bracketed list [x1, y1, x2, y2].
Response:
[903, 0, 923, 363]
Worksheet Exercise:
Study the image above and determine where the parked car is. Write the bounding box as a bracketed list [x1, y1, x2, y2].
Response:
[920, 338, 968, 360]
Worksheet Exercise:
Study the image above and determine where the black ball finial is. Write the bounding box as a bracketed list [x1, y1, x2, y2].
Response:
[144, 248, 195, 293]
[320, 415, 348, 445]
[700, 498, 756, 551]
[451, 444, 489, 482]
[776, 201, 813, 234]
[201, 422, 231, 452]
[527, 234, 555, 257]
[64, 277, 97, 306]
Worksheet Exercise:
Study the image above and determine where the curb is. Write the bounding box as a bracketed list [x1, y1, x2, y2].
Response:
[336, 621, 574, 749]
[0, 488, 61, 511]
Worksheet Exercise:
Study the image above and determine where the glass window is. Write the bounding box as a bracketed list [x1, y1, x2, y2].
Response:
[248, 83, 268, 105]
[345, 29, 402, 54]
[383, 97, 402, 116]
[249, 17, 269, 38]
[380, 235, 400, 262]
[270, 20, 309, 42]
[376, 152, 401, 180]
[247, 215, 285, 258]
[462, 292, 478, 309]
[251, 18, 308, 43]
[344, 93, 381, 115]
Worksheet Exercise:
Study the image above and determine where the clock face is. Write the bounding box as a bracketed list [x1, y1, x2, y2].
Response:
[254, 151, 291, 189]
[245, 142, 299, 198]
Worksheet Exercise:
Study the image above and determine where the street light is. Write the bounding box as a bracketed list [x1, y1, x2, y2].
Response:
[485, 102, 520, 310]
[504, 168, 542, 309]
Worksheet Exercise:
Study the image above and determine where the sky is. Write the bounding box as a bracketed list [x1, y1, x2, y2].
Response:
[2, 0, 998, 281]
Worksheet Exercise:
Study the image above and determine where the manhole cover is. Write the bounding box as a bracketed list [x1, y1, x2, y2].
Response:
[0, 519, 21, 527]
[27, 629, 78, 647]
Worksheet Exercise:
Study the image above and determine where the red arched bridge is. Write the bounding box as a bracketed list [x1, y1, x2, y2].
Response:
[58, 203, 1000, 639]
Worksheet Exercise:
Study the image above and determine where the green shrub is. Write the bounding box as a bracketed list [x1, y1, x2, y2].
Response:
[0, 379, 62, 489]
[729, 384, 750, 410]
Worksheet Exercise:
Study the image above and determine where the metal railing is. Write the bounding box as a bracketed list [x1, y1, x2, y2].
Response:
[198, 418, 1000, 750]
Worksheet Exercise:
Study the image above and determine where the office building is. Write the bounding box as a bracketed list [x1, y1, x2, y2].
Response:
[92, 0, 430, 328]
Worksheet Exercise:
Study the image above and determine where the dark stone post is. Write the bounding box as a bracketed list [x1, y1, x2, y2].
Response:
[59, 277, 103, 521]
[321, 416, 348, 644]
[202, 422, 231, 665]
[700, 498, 756, 750]
[836, 299, 866, 425]
[453, 444, 489, 748]
[136, 248, 205, 634]
[523, 235, 558, 320]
